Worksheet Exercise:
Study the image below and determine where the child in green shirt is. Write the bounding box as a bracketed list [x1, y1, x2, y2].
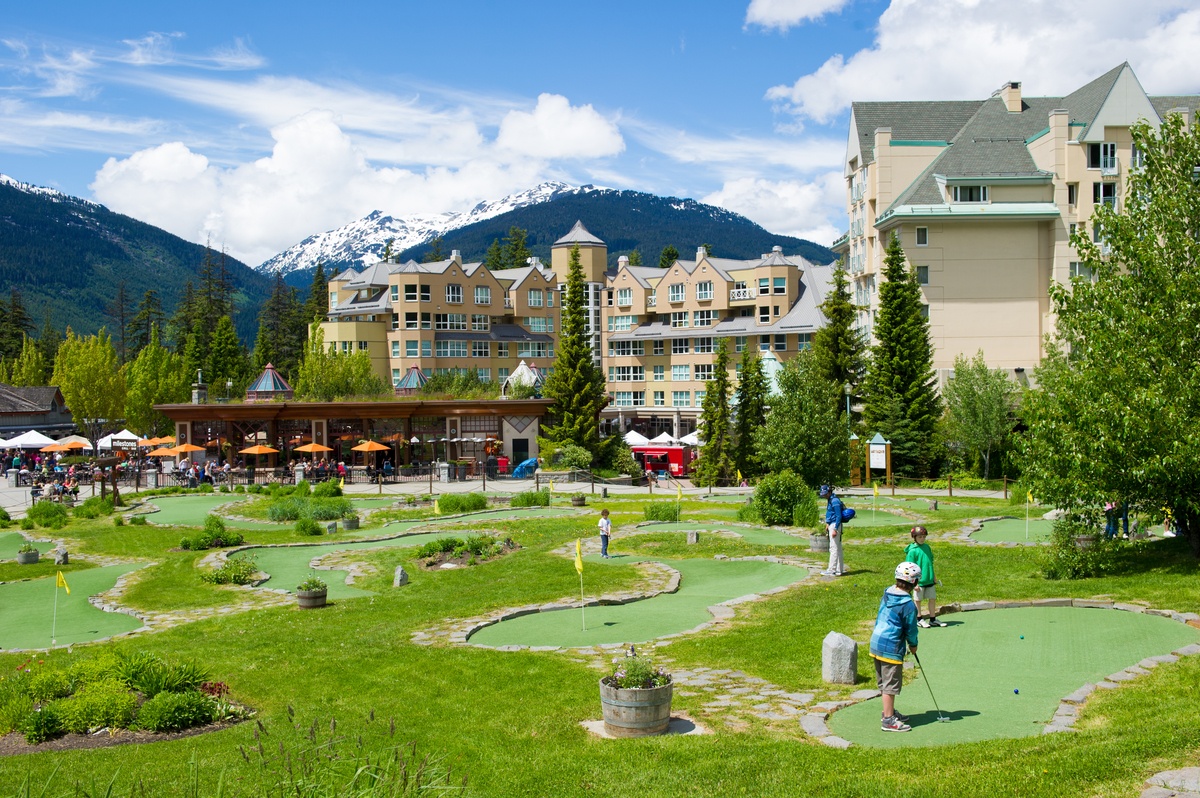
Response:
[905, 526, 945, 628]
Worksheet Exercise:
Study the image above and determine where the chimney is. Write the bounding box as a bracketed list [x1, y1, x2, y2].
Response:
[450, 249, 460, 261]
[618, 255, 629, 267]
[772, 245, 783, 253]
[999, 81, 1022, 113]
[697, 246, 706, 261]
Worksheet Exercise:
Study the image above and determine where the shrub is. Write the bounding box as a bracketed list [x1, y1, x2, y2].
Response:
[27, 501, 69, 529]
[752, 470, 810, 526]
[130, 515, 148, 526]
[791, 485, 821, 528]
[28, 669, 72, 703]
[295, 518, 323, 536]
[197, 482, 214, 493]
[292, 479, 311, 496]
[297, 574, 327, 592]
[180, 519, 245, 550]
[0, 693, 33, 736]
[436, 493, 487, 514]
[610, 443, 641, 477]
[309, 498, 352, 520]
[20, 518, 35, 530]
[644, 502, 681, 522]
[268, 497, 308, 521]
[415, 537, 463, 559]
[0, 507, 11, 522]
[59, 680, 138, 733]
[1041, 516, 1128, 580]
[510, 489, 550, 508]
[312, 481, 343, 498]
[113, 516, 125, 526]
[554, 443, 593, 470]
[605, 655, 670, 689]
[23, 703, 64, 743]
[247, 484, 265, 495]
[736, 504, 762, 524]
[135, 690, 217, 732]
[200, 554, 259, 585]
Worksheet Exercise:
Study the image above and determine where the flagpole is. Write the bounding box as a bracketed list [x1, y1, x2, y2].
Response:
[1025, 495, 1030, 541]
[51, 581, 59, 646]
[579, 571, 586, 632]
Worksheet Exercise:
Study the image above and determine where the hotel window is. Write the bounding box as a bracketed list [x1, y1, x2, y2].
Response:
[421, 313, 431, 329]
[916, 265, 930, 285]
[436, 341, 468, 357]
[670, 312, 689, 328]
[518, 342, 550, 358]
[653, 365, 665, 381]
[477, 369, 491, 382]
[608, 315, 635, 332]
[617, 287, 632, 306]
[392, 369, 400, 386]
[406, 340, 418, 357]
[694, 364, 714, 381]
[358, 341, 369, 351]
[525, 316, 552, 333]
[445, 284, 463, 304]
[340, 341, 351, 353]
[653, 340, 664, 355]
[1131, 143, 1145, 170]
[774, 305, 780, 317]
[696, 281, 713, 300]
[391, 341, 400, 358]
[545, 288, 553, 308]
[497, 367, 509, 382]
[653, 391, 665, 406]
[474, 286, 491, 305]
[527, 289, 543, 307]
[952, 185, 988, 203]
[1093, 182, 1116, 209]
[497, 343, 509, 357]
[1067, 183, 1078, 206]
[774, 277, 786, 295]
[472, 341, 489, 358]
[1069, 223, 1077, 240]
[421, 340, 432, 357]
[610, 341, 644, 356]
[405, 284, 417, 302]
[672, 339, 690, 355]
[693, 310, 716, 327]
[774, 334, 787, 351]
[606, 289, 614, 307]
[672, 364, 690, 381]
[694, 337, 713, 354]
[391, 313, 400, 331]
[916, 227, 928, 246]
[615, 392, 634, 407]
[759, 306, 770, 323]
[671, 391, 691, 407]
[797, 333, 812, 351]
[471, 314, 489, 331]
[612, 366, 644, 382]
[735, 336, 747, 353]
[420, 285, 431, 302]
[760, 335, 771, 352]
[920, 305, 930, 320]
[759, 277, 770, 296]
[435, 314, 468, 330]
[328, 291, 337, 309]
[669, 283, 685, 302]
[694, 390, 705, 405]
[390, 285, 399, 301]
[1088, 142, 1117, 171]
[1070, 262, 1096, 282]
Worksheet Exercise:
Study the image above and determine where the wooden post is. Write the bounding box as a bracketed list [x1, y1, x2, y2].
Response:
[948, 474, 953, 498]
[1003, 476, 1008, 500]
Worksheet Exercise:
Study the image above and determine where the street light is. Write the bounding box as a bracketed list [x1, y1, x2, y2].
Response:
[225, 380, 233, 401]
[844, 383, 853, 485]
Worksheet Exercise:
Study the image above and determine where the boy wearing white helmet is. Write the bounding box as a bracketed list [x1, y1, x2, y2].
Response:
[869, 561, 922, 732]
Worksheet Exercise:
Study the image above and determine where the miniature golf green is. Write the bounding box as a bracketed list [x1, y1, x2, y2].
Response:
[971, 517, 1056, 543]
[144, 494, 251, 524]
[845, 507, 917, 527]
[467, 556, 808, 648]
[2, 530, 29, 556]
[0, 563, 144, 649]
[637, 522, 807, 546]
[828, 606, 1200, 748]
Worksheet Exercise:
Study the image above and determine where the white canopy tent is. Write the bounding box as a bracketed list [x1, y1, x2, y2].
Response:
[5, 430, 57, 449]
[623, 430, 650, 446]
[97, 429, 139, 450]
[58, 434, 94, 450]
[649, 432, 678, 445]
[679, 431, 702, 446]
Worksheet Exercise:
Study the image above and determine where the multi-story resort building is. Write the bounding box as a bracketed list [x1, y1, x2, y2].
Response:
[833, 62, 1200, 377]
[318, 222, 832, 441]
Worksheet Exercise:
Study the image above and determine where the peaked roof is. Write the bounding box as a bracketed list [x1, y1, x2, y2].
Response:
[395, 364, 428, 390]
[554, 220, 605, 246]
[247, 364, 293, 394]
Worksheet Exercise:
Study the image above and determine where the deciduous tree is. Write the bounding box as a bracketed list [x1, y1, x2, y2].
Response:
[51, 328, 125, 444]
[755, 350, 847, 489]
[942, 351, 1016, 478]
[125, 325, 189, 436]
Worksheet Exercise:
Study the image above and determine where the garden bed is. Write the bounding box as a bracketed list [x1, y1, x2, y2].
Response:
[0, 717, 246, 757]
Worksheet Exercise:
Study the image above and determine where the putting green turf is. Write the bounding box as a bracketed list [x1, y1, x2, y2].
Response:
[2, 530, 29, 556]
[144, 495, 252, 525]
[637, 522, 806, 546]
[467, 556, 808, 648]
[829, 606, 1200, 748]
[971, 517, 1056, 543]
[0, 564, 145, 649]
[844, 507, 918, 527]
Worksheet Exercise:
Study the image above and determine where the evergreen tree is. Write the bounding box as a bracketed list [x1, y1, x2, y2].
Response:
[168, 282, 198, 353]
[628, 250, 643, 266]
[422, 237, 445, 263]
[106, 281, 131, 363]
[127, 290, 165, 357]
[541, 244, 607, 456]
[732, 348, 769, 478]
[658, 245, 680, 269]
[755, 350, 848, 488]
[503, 226, 532, 270]
[0, 359, 10, 384]
[125, 325, 190, 436]
[252, 273, 305, 378]
[303, 262, 329, 324]
[51, 328, 126, 445]
[0, 289, 35, 360]
[693, 338, 735, 487]
[207, 315, 249, 393]
[812, 261, 866, 396]
[483, 238, 505, 271]
[381, 237, 395, 261]
[10, 335, 48, 386]
[36, 312, 61, 378]
[860, 234, 942, 476]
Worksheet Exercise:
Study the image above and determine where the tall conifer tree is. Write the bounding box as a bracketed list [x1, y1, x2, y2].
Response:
[303, 263, 329, 324]
[732, 348, 769, 478]
[860, 234, 942, 476]
[127, 290, 164, 357]
[812, 261, 866, 395]
[693, 338, 735, 487]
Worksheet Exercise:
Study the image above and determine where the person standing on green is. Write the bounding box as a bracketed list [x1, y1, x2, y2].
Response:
[905, 526, 945, 628]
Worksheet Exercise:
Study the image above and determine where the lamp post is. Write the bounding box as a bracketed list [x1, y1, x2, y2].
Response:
[844, 383, 853, 486]
[226, 380, 232, 401]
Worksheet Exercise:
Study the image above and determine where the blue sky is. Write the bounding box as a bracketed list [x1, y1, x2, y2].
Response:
[3, 0, 1199, 266]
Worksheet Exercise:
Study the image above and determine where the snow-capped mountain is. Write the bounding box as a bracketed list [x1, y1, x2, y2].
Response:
[1, 173, 96, 206]
[257, 181, 586, 277]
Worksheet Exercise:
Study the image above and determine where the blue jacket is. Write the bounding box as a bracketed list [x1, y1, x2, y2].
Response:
[824, 494, 844, 526]
[869, 587, 919, 663]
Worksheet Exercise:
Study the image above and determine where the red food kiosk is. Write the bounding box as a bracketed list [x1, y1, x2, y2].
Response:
[631, 445, 694, 478]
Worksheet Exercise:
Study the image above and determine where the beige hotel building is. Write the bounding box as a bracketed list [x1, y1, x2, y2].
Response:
[833, 63, 1199, 378]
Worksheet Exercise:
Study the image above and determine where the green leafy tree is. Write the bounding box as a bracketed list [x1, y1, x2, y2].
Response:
[51, 328, 126, 444]
[693, 338, 735, 487]
[303, 262, 329, 324]
[483, 238, 505, 271]
[755, 350, 847, 488]
[294, 325, 388, 401]
[732, 348, 769, 479]
[812, 261, 866, 403]
[942, 351, 1016, 478]
[125, 325, 190, 436]
[1019, 114, 1200, 557]
[9, 335, 48, 386]
[126, 290, 165, 358]
[658, 245, 679, 269]
[542, 244, 607, 455]
[860, 234, 942, 476]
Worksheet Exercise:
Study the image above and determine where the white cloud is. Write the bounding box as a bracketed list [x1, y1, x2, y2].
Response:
[627, 120, 843, 176]
[702, 172, 844, 245]
[767, 0, 1200, 124]
[496, 93, 624, 159]
[745, 0, 852, 29]
[119, 33, 182, 66]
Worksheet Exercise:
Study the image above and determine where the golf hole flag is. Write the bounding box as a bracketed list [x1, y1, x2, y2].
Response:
[56, 571, 70, 594]
[676, 482, 683, 501]
[873, 482, 879, 497]
[1027, 490, 1034, 503]
[575, 539, 584, 574]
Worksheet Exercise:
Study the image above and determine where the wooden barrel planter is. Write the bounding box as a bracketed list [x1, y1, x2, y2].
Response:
[598, 679, 673, 737]
[571, 496, 587, 507]
[343, 516, 359, 530]
[296, 589, 328, 609]
[809, 535, 830, 553]
[16, 550, 40, 565]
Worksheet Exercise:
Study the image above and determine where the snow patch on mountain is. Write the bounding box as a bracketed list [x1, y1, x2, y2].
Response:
[257, 181, 589, 276]
[0, 173, 98, 206]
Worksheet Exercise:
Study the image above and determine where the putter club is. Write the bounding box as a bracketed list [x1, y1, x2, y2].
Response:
[912, 651, 950, 722]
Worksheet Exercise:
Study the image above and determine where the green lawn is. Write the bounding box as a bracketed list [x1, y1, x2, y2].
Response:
[0, 492, 1198, 798]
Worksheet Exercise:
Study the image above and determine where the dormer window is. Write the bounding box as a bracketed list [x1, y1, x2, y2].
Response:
[952, 185, 988, 203]
[668, 284, 685, 303]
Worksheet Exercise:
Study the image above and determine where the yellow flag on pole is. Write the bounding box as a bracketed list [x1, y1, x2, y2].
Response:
[1027, 490, 1033, 503]
[433, 498, 440, 515]
[338, 477, 345, 489]
[550, 480, 555, 495]
[676, 482, 683, 501]
[873, 482, 879, 497]
[574, 539, 584, 574]
[56, 571, 70, 595]
[736, 469, 743, 483]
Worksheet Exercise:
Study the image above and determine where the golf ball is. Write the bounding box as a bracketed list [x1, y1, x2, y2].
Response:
[1020, 635, 1024, 639]
[1014, 689, 1020, 694]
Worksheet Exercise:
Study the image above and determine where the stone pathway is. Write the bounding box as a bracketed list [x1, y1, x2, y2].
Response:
[1143, 768, 1200, 798]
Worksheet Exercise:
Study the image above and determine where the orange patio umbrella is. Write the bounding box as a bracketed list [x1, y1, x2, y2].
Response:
[60, 440, 88, 450]
[350, 440, 390, 453]
[146, 447, 178, 457]
[40, 443, 68, 453]
[151, 436, 177, 445]
[294, 443, 333, 453]
[174, 443, 206, 454]
[238, 445, 280, 455]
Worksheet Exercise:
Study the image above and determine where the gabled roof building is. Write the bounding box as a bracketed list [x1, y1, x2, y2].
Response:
[833, 63, 1200, 376]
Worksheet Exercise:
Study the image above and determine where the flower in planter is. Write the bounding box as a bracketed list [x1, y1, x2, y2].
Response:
[297, 574, 327, 592]
[603, 649, 671, 689]
[18, 542, 39, 554]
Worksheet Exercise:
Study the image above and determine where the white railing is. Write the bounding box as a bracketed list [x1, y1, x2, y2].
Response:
[1101, 159, 1118, 177]
[504, 298, 513, 308]
[729, 288, 756, 301]
[647, 296, 656, 307]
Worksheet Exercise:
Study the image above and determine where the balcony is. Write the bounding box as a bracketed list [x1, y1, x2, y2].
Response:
[1100, 159, 1119, 178]
[729, 288, 757, 301]
[647, 296, 656, 307]
[504, 297, 513, 309]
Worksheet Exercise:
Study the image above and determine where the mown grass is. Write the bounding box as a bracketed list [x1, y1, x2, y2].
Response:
[0, 493, 1197, 797]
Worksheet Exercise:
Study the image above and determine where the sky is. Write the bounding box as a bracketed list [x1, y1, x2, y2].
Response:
[3, 0, 1200, 267]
